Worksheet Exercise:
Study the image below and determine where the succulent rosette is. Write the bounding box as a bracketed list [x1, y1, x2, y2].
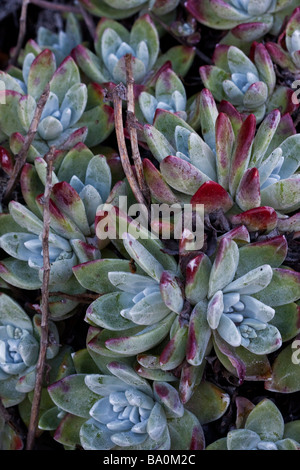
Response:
[0, 293, 59, 406]
[0, 50, 114, 153]
[183, 230, 300, 385]
[73, 206, 300, 397]
[199, 43, 296, 122]
[73, 215, 184, 359]
[47, 360, 205, 450]
[0, 145, 122, 319]
[207, 398, 300, 450]
[72, 14, 195, 87]
[21, 13, 82, 66]
[266, 6, 300, 77]
[78, 0, 180, 20]
[185, 0, 297, 42]
[142, 89, 300, 233]
[137, 66, 203, 131]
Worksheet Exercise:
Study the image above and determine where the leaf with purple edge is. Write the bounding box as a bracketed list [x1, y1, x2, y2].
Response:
[235, 167, 261, 212]
[72, 258, 144, 294]
[185, 381, 230, 425]
[153, 381, 184, 418]
[213, 331, 272, 382]
[160, 270, 184, 315]
[215, 112, 234, 190]
[186, 300, 211, 367]
[50, 56, 81, 103]
[160, 155, 210, 196]
[104, 312, 177, 356]
[229, 114, 256, 197]
[185, 253, 212, 305]
[168, 409, 205, 450]
[235, 235, 288, 278]
[27, 49, 56, 101]
[159, 322, 188, 370]
[253, 268, 300, 307]
[208, 238, 239, 298]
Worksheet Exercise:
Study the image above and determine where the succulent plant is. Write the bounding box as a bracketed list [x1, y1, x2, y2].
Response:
[21, 13, 82, 66]
[266, 6, 300, 77]
[0, 50, 114, 154]
[0, 293, 59, 406]
[185, 0, 297, 42]
[48, 360, 205, 450]
[206, 398, 300, 450]
[72, 14, 195, 87]
[143, 89, 300, 232]
[73, 207, 300, 394]
[78, 0, 180, 20]
[73, 215, 184, 359]
[199, 43, 296, 122]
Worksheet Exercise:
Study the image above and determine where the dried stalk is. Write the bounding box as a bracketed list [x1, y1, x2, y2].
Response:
[9, 0, 30, 66]
[125, 54, 151, 206]
[3, 83, 50, 203]
[112, 83, 148, 208]
[25, 147, 55, 451]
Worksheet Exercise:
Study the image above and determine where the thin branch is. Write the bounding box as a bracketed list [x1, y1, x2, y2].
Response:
[9, 0, 30, 66]
[111, 83, 148, 208]
[25, 147, 55, 451]
[3, 83, 50, 203]
[78, 2, 96, 40]
[125, 54, 151, 206]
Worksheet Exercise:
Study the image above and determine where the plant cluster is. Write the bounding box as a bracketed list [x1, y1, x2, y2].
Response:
[0, 0, 299, 451]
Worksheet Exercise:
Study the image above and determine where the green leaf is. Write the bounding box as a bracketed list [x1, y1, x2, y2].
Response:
[0, 258, 41, 290]
[270, 303, 300, 342]
[208, 238, 239, 298]
[50, 56, 81, 103]
[254, 268, 300, 307]
[48, 374, 99, 418]
[27, 49, 56, 100]
[235, 236, 288, 278]
[245, 399, 284, 442]
[85, 292, 135, 330]
[105, 312, 176, 356]
[73, 259, 143, 294]
[54, 414, 86, 448]
[185, 381, 230, 425]
[0, 293, 32, 331]
[168, 409, 205, 450]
